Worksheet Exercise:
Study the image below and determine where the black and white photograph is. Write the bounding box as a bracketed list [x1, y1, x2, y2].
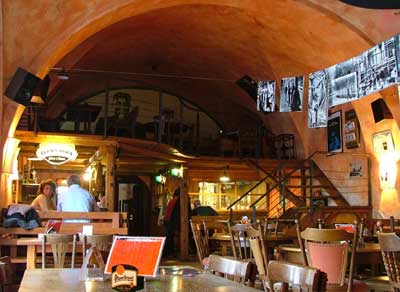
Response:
[396, 34, 400, 81]
[326, 58, 359, 107]
[279, 76, 304, 112]
[257, 80, 276, 112]
[355, 36, 398, 98]
[327, 111, 342, 153]
[308, 70, 328, 128]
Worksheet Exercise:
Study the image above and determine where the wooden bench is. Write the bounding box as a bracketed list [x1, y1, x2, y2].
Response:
[0, 211, 128, 236]
[0, 211, 128, 268]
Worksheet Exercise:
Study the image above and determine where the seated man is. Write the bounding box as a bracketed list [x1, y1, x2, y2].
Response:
[191, 200, 219, 216]
[58, 175, 99, 212]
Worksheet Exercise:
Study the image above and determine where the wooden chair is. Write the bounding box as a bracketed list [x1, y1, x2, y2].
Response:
[246, 223, 270, 291]
[190, 219, 210, 268]
[80, 234, 113, 257]
[265, 218, 297, 237]
[267, 260, 327, 292]
[41, 234, 77, 269]
[297, 226, 359, 292]
[0, 256, 19, 292]
[377, 232, 400, 292]
[228, 223, 252, 260]
[208, 254, 256, 286]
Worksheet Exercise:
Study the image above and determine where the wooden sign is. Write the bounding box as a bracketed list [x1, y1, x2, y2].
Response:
[105, 236, 165, 277]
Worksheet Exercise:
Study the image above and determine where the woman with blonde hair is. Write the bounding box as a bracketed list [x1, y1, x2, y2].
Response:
[31, 179, 57, 211]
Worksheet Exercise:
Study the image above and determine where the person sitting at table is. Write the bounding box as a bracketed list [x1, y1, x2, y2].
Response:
[57, 175, 99, 212]
[31, 179, 57, 211]
[191, 200, 219, 216]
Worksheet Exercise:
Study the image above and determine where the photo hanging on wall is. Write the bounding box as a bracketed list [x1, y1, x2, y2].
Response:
[257, 80, 276, 112]
[308, 70, 328, 128]
[327, 110, 342, 153]
[355, 36, 398, 98]
[326, 58, 359, 107]
[279, 76, 304, 112]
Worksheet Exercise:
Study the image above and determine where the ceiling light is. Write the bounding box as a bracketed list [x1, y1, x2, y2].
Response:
[57, 69, 69, 80]
[219, 166, 230, 182]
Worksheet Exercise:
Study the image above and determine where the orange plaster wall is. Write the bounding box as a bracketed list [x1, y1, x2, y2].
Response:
[1, 0, 400, 216]
[352, 86, 400, 217]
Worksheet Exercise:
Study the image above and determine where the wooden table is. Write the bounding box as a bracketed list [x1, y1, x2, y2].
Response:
[210, 233, 295, 256]
[19, 268, 259, 291]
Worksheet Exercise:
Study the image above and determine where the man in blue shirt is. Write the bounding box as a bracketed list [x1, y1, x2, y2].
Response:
[57, 175, 99, 212]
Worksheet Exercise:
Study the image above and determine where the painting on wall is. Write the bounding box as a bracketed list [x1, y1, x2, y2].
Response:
[327, 111, 342, 153]
[279, 76, 304, 112]
[257, 80, 276, 112]
[308, 70, 328, 128]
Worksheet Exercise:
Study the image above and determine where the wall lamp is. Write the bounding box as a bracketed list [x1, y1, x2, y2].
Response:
[379, 151, 398, 190]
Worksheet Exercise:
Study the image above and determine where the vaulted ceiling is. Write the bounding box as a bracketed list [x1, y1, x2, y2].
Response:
[42, 0, 400, 132]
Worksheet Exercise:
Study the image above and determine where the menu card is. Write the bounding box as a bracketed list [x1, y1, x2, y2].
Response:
[335, 223, 355, 233]
[105, 236, 165, 277]
[45, 220, 62, 234]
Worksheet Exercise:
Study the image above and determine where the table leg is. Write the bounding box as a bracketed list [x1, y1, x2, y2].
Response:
[26, 245, 36, 269]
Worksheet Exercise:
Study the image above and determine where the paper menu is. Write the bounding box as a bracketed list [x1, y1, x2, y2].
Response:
[105, 236, 165, 277]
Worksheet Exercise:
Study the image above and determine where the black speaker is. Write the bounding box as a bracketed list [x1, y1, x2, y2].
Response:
[371, 98, 393, 123]
[4, 67, 41, 106]
[236, 75, 258, 101]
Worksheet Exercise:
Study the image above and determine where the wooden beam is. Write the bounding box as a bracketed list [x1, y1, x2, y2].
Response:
[119, 143, 186, 163]
[102, 146, 116, 211]
[15, 130, 118, 147]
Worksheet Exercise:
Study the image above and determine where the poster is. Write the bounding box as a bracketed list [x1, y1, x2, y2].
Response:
[349, 160, 363, 178]
[326, 58, 359, 107]
[280, 76, 304, 112]
[327, 111, 342, 153]
[308, 70, 328, 128]
[372, 130, 395, 154]
[257, 80, 276, 112]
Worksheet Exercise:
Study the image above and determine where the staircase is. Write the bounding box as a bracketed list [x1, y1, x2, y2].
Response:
[227, 151, 355, 221]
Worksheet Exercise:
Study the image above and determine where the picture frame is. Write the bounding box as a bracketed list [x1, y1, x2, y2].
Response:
[372, 130, 395, 154]
[327, 110, 342, 153]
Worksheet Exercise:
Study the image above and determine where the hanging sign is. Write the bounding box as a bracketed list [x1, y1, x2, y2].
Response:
[36, 143, 78, 165]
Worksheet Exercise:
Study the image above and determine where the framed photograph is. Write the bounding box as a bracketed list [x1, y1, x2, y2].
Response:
[372, 130, 395, 154]
[327, 111, 342, 153]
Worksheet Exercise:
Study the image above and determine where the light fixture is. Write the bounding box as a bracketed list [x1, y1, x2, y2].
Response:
[379, 151, 398, 190]
[155, 174, 166, 184]
[57, 69, 69, 80]
[219, 166, 230, 182]
[170, 166, 183, 178]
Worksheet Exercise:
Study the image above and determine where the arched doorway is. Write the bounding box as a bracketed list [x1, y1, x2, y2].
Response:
[116, 175, 151, 236]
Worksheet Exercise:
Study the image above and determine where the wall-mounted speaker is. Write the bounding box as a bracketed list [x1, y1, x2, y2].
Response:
[371, 98, 393, 123]
[236, 75, 258, 101]
[4, 67, 42, 106]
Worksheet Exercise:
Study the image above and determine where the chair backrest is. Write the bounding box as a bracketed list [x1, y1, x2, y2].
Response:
[298, 227, 358, 292]
[208, 254, 255, 286]
[190, 219, 209, 266]
[377, 232, 400, 291]
[264, 218, 279, 237]
[228, 223, 252, 260]
[41, 234, 77, 268]
[80, 234, 114, 257]
[0, 256, 17, 286]
[246, 223, 268, 275]
[267, 260, 327, 292]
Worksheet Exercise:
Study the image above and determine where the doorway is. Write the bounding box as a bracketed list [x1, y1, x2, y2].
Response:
[116, 176, 151, 236]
